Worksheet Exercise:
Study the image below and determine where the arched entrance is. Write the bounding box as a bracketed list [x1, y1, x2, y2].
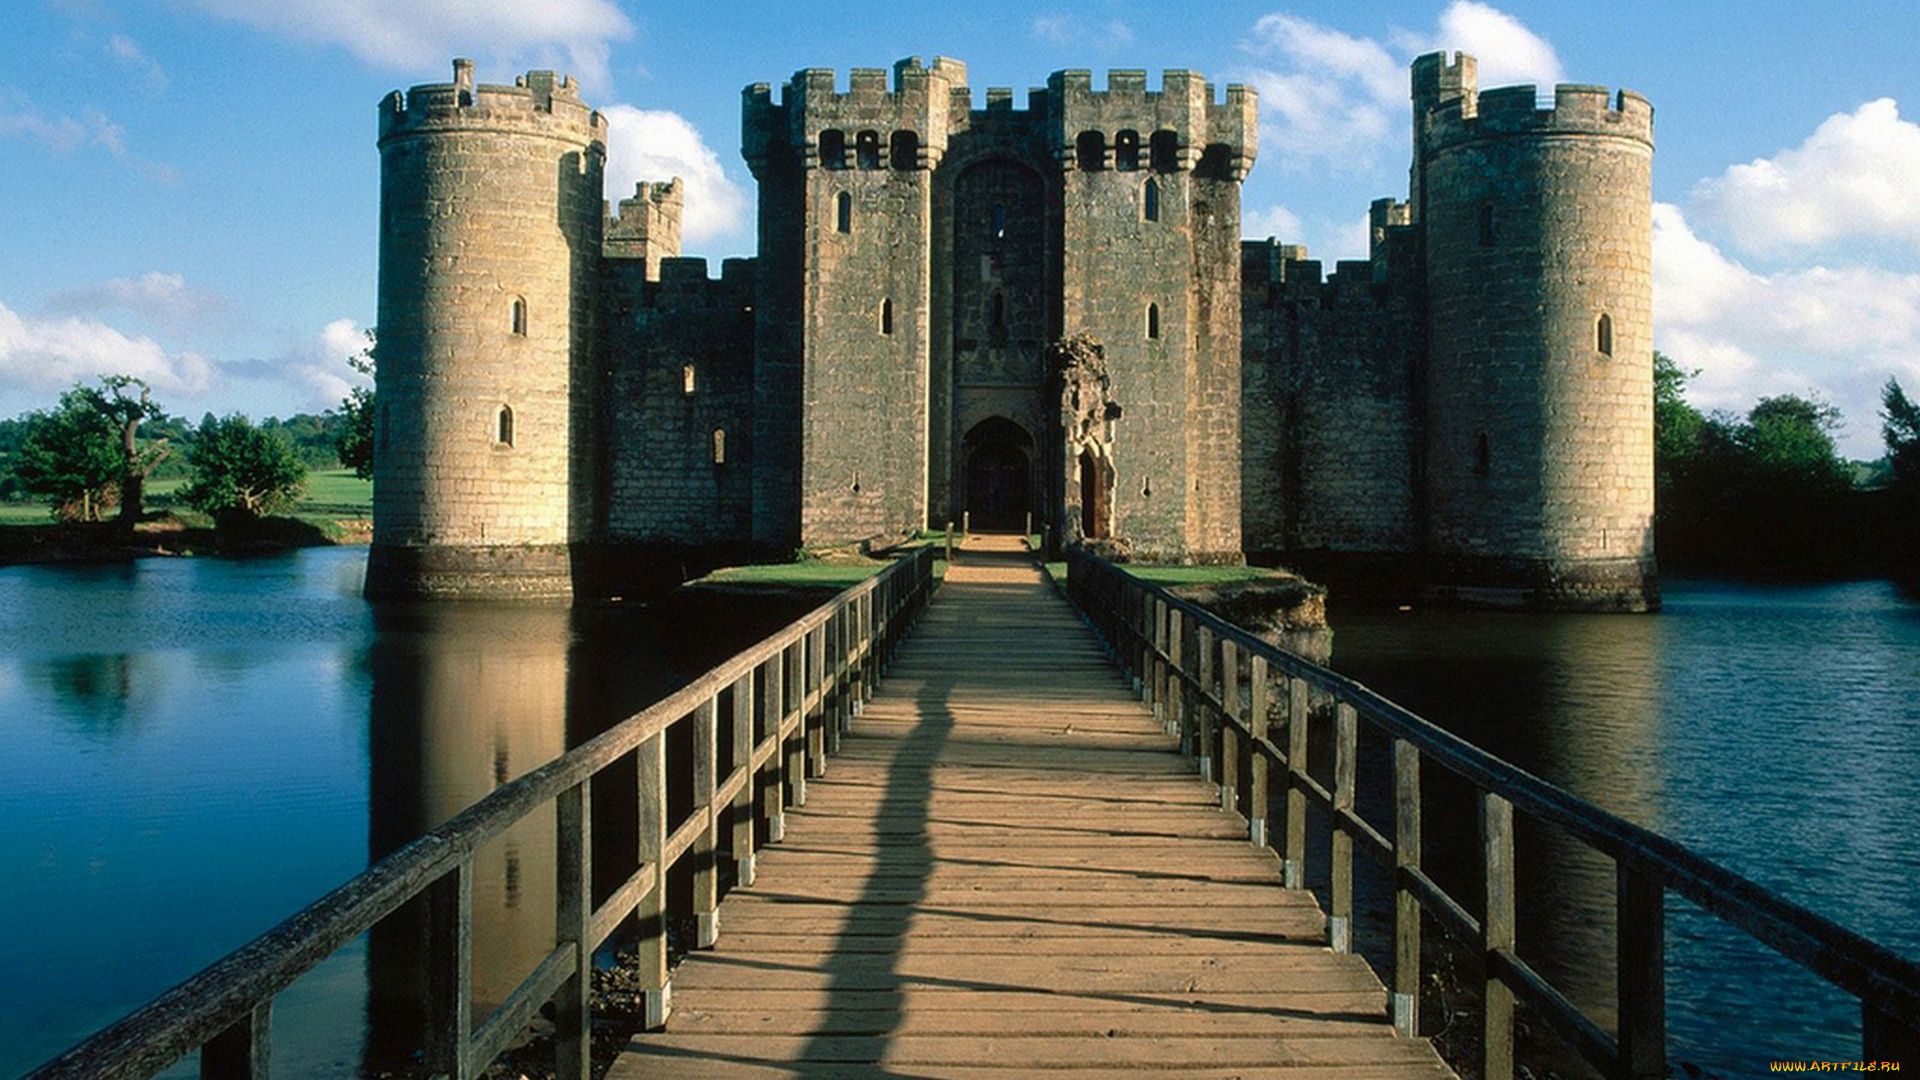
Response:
[963, 417, 1033, 532]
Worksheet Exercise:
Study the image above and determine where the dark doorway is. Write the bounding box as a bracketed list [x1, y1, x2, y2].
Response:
[963, 418, 1033, 532]
[1080, 449, 1111, 539]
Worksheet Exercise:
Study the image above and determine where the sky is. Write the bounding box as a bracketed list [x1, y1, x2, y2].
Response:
[3, 1, 1919, 457]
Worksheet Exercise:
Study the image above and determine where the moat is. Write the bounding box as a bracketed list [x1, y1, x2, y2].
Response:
[2, 547, 1915, 1077]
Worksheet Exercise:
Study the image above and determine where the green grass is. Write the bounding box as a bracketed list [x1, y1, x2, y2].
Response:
[0, 503, 50, 525]
[296, 469, 372, 514]
[698, 560, 887, 589]
[1123, 565, 1292, 586]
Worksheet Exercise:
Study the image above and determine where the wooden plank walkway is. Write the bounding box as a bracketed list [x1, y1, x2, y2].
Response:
[608, 536, 1455, 1079]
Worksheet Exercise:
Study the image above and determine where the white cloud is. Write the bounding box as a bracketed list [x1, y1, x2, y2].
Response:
[1389, 1, 1564, 92]
[1691, 99, 1920, 258]
[1238, 3, 1561, 171]
[191, 0, 633, 90]
[1244, 204, 1304, 241]
[0, 301, 213, 399]
[106, 34, 168, 94]
[0, 94, 177, 182]
[1654, 202, 1920, 455]
[601, 105, 749, 245]
[42, 272, 227, 336]
[1031, 15, 1135, 50]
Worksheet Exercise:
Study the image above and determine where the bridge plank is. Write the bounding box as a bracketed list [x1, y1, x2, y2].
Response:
[608, 537, 1454, 1079]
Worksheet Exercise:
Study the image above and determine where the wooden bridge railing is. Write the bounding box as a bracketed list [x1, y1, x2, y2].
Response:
[28, 546, 937, 1080]
[1065, 549, 1920, 1079]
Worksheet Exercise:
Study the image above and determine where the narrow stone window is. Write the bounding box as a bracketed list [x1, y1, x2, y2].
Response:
[990, 290, 1007, 344]
[855, 130, 881, 170]
[890, 130, 919, 172]
[881, 298, 894, 336]
[1146, 302, 1160, 340]
[1076, 130, 1106, 172]
[510, 297, 528, 336]
[497, 405, 515, 447]
[991, 204, 1006, 239]
[836, 191, 852, 234]
[1479, 203, 1496, 247]
[712, 428, 726, 465]
[1143, 178, 1161, 222]
[1150, 130, 1179, 172]
[1597, 313, 1614, 356]
[682, 364, 697, 395]
[819, 129, 847, 169]
[1474, 432, 1490, 477]
[1114, 129, 1141, 171]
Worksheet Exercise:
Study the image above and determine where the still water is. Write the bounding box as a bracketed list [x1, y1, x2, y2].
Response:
[1, 553, 1915, 1077]
[1328, 578, 1920, 1076]
[0, 547, 809, 1078]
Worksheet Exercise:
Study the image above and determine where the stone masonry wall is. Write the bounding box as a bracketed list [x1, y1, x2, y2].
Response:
[1421, 80, 1655, 606]
[600, 257, 756, 545]
[370, 61, 603, 598]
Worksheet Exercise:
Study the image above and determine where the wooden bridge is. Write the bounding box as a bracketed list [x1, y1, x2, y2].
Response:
[30, 535, 1920, 1080]
[608, 535, 1450, 1078]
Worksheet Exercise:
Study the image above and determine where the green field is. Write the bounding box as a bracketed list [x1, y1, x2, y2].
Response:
[295, 469, 373, 515]
[0, 468, 371, 529]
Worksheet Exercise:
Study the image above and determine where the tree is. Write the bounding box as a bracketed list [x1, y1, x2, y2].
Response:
[182, 414, 307, 521]
[336, 330, 376, 481]
[1653, 351, 1705, 506]
[1884, 377, 1920, 492]
[13, 378, 169, 524]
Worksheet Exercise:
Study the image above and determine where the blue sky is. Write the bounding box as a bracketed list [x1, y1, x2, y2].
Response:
[3, 0, 1918, 456]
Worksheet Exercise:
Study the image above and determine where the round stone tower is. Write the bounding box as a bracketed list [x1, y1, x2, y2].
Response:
[368, 59, 605, 600]
[1414, 53, 1657, 611]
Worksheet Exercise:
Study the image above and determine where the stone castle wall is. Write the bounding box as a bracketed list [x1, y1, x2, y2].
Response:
[369, 60, 604, 599]
[1419, 72, 1656, 609]
[1241, 246, 1419, 558]
[370, 51, 1657, 610]
[600, 257, 757, 546]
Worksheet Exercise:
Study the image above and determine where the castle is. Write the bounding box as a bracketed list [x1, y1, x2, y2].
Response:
[366, 52, 1657, 611]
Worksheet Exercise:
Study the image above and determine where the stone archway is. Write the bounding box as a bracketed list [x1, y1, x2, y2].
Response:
[963, 417, 1033, 532]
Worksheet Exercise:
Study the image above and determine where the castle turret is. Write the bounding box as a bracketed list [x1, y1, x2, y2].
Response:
[1048, 70, 1256, 561]
[369, 60, 606, 599]
[1415, 55, 1658, 610]
[743, 57, 968, 549]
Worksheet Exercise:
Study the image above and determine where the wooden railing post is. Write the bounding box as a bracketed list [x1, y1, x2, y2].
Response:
[636, 731, 671, 1030]
[1618, 866, 1667, 1078]
[1248, 654, 1270, 849]
[783, 640, 807, 810]
[554, 780, 591, 1080]
[1196, 626, 1216, 781]
[1165, 606, 1184, 741]
[1392, 738, 1422, 1037]
[807, 626, 828, 775]
[1219, 638, 1241, 816]
[424, 860, 474, 1080]
[201, 1001, 270, 1080]
[1330, 701, 1357, 954]
[1482, 792, 1516, 1080]
[1864, 1003, 1920, 1066]
[692, 697, 720, 948]
[1283, 678, 1309, 889]
[765, 649, 789, 841]
[731, 672, 758, 886]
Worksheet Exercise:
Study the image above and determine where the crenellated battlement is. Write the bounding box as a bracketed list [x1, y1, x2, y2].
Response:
[1046, 68, 1257, 176]
[605, 179, 683, 277]
[1242, 241, 1397, 310]
[1424, 79, 1653, 150]
[743, 57, 968, 175]
[379, 59, 605, 145]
